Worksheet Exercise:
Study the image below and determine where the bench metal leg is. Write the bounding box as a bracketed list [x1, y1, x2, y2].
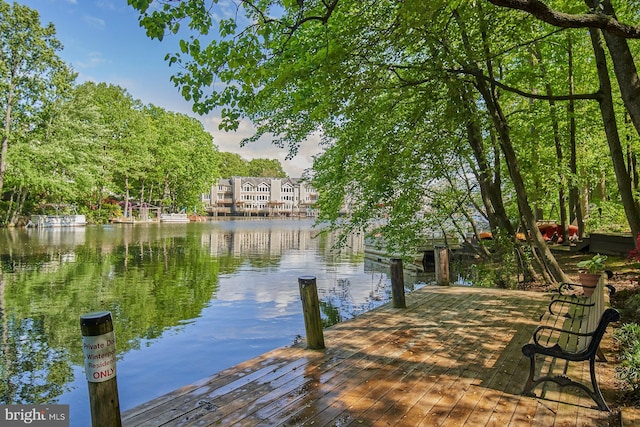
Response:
[521, 344, 538, 397]
[521, 347, 611, 411]
[589, 357, 610, 411]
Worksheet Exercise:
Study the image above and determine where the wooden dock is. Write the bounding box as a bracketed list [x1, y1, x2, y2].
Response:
[121, 286, 619, 426]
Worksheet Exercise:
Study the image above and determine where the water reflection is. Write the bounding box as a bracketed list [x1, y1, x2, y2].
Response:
[0, 219, 412, 426]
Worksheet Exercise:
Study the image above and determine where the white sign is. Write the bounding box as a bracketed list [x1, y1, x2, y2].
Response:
[82, 332, 116, 383]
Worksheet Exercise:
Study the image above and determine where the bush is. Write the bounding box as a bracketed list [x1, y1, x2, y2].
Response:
[470, 231, 519, 289]
[612, 288, 640, 325]
[85, 203, 122, 224]
[614, 323, 640, 399]
[584, 200, 629, 233]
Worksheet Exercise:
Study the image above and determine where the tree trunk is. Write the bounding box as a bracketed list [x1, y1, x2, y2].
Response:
[124, 176, 131, 220]
[567, 33, 585, 238]
[453, 11, 563, 283]
[597, 1, 640, 140]
[626, 114, 640, 215]
[479, 80, 569, 283]
[3, 187, 15, 225]
[163, 173, 171, 210]
[10, 186, 26, 226]
[588, 27, 640, 239]
[533, 43, 569, 243]
[17, 188, 27, 225]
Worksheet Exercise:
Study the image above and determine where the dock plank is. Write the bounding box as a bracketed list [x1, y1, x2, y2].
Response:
[121, 286, 618, 426]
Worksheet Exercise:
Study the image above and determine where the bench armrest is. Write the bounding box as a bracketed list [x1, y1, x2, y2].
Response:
[548, 298, 595, 317]
[557, 282, 616, 296]
[532, 324, 593, 350]
[557, 282, 594, 295]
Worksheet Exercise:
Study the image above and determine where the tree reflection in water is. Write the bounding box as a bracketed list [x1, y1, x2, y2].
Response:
[319, 273, 418, 327]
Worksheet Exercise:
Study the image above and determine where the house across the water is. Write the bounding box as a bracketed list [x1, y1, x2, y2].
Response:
[201, 177, 319, 217]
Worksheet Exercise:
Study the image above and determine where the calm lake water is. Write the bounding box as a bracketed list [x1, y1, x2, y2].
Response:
[0, 218, 424, 426]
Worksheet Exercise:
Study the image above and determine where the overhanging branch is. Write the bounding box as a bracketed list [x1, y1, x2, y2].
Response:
[485, 0, 640, 38]
[448, 67, 600, 101]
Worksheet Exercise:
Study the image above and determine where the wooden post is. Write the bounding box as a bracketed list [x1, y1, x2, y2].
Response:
[298, 276, 325, 350]
[80, 311, 122, 427]
[434, 245, 450, 285]
[390, 258, 407, 308]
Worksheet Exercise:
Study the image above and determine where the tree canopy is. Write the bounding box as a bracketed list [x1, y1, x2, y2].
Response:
[0, 0, 288, 224]
[0, 0, 75, 198]
[217, 152, 288, 178]
[128, 0, 640, 285]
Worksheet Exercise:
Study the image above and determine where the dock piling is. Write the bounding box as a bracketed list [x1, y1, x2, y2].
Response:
[390, 258, 407, 308]
[80, 311, 122, 427]
[298, 276, 325, 350]
[435, 245, 450, 285]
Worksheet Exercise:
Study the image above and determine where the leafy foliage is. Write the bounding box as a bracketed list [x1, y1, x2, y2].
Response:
[576, 253, 608, 273]
[468, 230, 521, 289]
[614, 322, 640, 398]
[217, 152, 287, 178]
[0, 0, 76, 201]
[248, 158, 287, 178]
[127, 1, 640, 262]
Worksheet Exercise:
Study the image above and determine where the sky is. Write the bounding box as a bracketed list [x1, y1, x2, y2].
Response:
[18, 0, 320, 178]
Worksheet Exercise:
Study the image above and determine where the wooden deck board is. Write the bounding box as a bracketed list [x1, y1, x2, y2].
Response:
[121, 286, 618, 426]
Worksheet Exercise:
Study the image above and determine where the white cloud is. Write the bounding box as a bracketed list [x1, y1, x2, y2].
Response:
[75, 51, 108, 69]
[83, 15, 106, 30]
[96, 1, 116, 11]
[108, 76, 139, 92]
[203, 116, 322, 178]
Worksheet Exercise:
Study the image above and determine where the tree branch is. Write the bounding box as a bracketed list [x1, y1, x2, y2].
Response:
[389, 63, 600, 101]
[448, 67, 601, 101]
[486, 0, 640, 38]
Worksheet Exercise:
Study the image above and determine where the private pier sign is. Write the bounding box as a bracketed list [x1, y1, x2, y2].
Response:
[82, 332, 116, 382]
[80, 311, 117, 383]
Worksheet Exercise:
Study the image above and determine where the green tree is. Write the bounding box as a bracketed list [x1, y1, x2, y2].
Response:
[146, 107, 218, 212]
[218, 152, 249, 178]
[216, 153, 288, 180]
[84, 82, 154, 219]
[487, 0, 640, 242]
[0, 1, 74, 199]
[248, 158, 287, 177]
[128, 0, 629, 283]
[6, 78, 107, 222]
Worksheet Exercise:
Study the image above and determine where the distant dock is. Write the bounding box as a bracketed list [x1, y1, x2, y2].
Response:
[28, 214, 87, 228]
[364, 236, 463, 273]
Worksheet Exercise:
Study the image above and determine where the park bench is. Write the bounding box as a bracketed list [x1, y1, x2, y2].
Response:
[521, 274, 620, 411]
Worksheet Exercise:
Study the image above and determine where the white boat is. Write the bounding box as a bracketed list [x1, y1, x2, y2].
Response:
[159, 213, 190, 223]
[29, 215, 87, 228]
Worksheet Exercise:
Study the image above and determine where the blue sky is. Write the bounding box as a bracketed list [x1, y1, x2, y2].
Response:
[18, 0, 317, 177]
